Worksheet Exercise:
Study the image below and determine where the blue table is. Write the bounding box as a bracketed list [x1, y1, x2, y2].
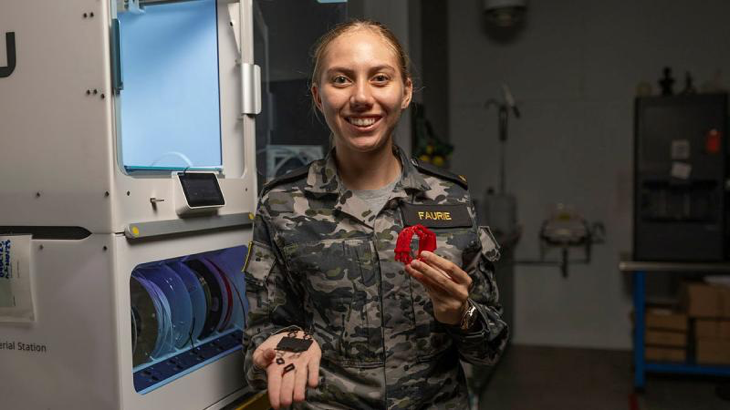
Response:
[619, 258, 730, 390]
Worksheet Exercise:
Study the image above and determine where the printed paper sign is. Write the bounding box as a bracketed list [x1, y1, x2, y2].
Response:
[0, 235, 35, 322]
[670, 162, 692, 180]
[671, 140, 690, 160]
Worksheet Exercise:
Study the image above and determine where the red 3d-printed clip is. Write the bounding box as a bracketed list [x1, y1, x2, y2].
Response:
[395, 224, 437, 265]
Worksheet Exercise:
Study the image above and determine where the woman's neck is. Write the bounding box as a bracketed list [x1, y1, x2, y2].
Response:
[335, 141, 402, 191]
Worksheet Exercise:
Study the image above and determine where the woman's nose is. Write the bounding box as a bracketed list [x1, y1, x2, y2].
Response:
[350, 81, 373, 108]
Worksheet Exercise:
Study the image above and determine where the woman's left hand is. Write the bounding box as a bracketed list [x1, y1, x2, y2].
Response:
[404, 250, 472, 325]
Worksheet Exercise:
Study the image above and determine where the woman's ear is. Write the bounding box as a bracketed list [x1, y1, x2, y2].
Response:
[311, 83, 323, 112]
[401, 78, 413, 109]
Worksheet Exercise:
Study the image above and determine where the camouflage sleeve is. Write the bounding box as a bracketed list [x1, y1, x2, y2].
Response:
[242, 209, 307, 390]
[445, 225, 510, 366]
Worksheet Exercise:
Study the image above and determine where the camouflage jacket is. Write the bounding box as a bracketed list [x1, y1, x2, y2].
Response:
[243, 146, 508, 409]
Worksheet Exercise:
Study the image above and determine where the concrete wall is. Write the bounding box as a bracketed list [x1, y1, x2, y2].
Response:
[448, 0, 730, 349]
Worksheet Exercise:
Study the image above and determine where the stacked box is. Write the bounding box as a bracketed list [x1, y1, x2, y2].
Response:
[696, 339, 730, 365]
[644, 308, 688, 362]
[683, 282, 730, 366]
[695, 319, 730, 365]
[696, 319, 730, 339]
[682, 283, 730, 318]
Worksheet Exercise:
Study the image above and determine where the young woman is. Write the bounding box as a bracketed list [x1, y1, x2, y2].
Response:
[242, 20, 508, 409]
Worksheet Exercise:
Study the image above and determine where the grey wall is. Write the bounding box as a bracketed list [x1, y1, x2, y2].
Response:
[448, 0, 730, 349]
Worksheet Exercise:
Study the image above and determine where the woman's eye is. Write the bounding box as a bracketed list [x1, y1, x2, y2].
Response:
[333, 76, 349, 85]
[373, 74, 389, 83]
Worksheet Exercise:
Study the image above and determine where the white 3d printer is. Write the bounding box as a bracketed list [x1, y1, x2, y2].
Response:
[0, 0, 260, 409]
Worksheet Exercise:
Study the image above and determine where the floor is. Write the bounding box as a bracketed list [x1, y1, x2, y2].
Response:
[476, 345, 730, 410]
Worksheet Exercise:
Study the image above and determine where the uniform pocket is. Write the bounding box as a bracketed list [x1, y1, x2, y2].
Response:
[243, 242, 277, 308]
[431, 227, 480, 268]
[282, 237, 384, 367]
[412, 296, 452, 360]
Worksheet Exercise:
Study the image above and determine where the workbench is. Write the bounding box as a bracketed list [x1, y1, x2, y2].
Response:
[619, 257, 730, 390]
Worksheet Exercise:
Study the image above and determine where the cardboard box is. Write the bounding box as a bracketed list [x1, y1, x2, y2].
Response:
[696, 339, 730, 365]
[645, 347, 686, 362]
[695, 319, 730, 340]
[718, 286, 730, 319]
[681, 283, 730, 318]
[645, 330, 687, 347]
[645, 308, 688, 332]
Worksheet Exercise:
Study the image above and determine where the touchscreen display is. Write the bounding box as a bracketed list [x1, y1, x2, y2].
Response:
[179, 173, 224, 208]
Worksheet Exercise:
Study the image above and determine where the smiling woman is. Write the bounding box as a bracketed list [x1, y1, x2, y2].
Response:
[310, 22, 413, 190]
[241, 20, 509, 410]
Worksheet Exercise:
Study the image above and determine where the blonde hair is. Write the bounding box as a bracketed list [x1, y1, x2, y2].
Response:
[310, 19, 412, 88]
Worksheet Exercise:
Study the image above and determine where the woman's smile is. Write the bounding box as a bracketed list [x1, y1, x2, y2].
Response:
[345, 115, 382, 132]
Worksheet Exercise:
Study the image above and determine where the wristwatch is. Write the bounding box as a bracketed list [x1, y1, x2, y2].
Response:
[459, 299, 478, 331]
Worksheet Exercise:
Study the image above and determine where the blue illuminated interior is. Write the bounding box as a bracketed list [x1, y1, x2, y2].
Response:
[118, 0, 222, 171]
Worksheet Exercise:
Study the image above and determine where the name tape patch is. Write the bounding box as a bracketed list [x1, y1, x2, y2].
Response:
[401, 203, 472, 228]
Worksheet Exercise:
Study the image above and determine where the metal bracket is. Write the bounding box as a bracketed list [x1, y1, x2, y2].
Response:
[241, 63, 261, 115]
[227, 2, 241, 55]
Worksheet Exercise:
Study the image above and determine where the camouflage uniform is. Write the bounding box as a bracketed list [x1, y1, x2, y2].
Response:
[243, 146, 508, 409]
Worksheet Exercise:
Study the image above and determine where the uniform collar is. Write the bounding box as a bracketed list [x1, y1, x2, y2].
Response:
[305, 144, 431, 227]
[305, 144, 430, 195]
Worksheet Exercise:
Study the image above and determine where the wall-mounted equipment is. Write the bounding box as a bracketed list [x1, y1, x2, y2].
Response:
[485, 84, 521, 197]
[516, 204, 606, 278]
[483, 84, 522, 242]
[483, 0, 527, 28]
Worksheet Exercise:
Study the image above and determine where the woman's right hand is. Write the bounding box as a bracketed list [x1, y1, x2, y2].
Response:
[253, 330, 322, 409]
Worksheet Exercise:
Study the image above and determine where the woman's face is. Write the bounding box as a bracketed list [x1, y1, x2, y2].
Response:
[312, 29, 413, 155]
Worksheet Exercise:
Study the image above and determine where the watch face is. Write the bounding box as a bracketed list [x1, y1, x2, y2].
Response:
[461, 302, 477, 331]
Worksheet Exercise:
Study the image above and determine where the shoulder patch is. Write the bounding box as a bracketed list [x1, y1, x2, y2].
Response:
[261, 163, 310, 196]
[410, 158, 468, 189]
